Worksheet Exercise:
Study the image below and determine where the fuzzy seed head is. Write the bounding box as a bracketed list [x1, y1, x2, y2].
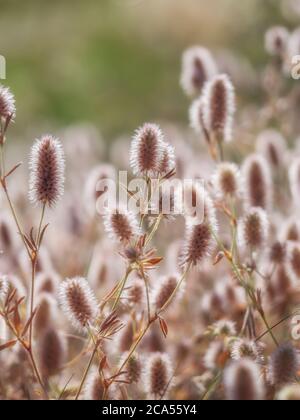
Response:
[231, 339, 264, 363]
[154, 275, 179, 311]
[29, 135, 65, 207]
[130, 123, 164, 176]
[182, 221, 216, 268]
[212, 320, 237, 337]
[145, 353, 173, 399]
[0, 85, 16, 120]
[38, 328, 66, 379]
[103, 208, 140, 244]
[242, 154, 273, 210]
[265, 26, 289, 56]
[180, 47, 218, 97]
[122, 354, 143, 384]
[270, 241, 286, 264]
[281, 218, 300, 242]
[204, 341, 228, 370]
[256, 130, 287, 168]
[34, 293, 58, 335]
[158, 142, 176, 176]
[238, 207, 269, 251]
[212, 162, 240, 198]
[124, 278, 145, 308]
[84, 368, 107, 400]
[202, 74, 235, 143]
[189, 96, 207, 135]
[269, 343, 299, 386]
[59, 277, 98, 332]
[224, 359, 265, 400]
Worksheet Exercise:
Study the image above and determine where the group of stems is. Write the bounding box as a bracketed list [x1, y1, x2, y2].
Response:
[0, 125, 48, 399]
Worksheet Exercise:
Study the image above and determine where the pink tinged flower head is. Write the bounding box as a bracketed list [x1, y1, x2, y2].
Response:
[180, 46, 218, 97]
[242, 154, 273, 210]
[29, 135, 65, 207]
[256, 129, 287, 169]
[202, 74, 235, 143]
[130, 123, 164, 176]
[212, 162, 240, 199]
[0, 85, 16, 121]
[189, 96, 207, 136]
[238, 207, 269, 251]
[153, 274, 181, 311]
[181, 221, 216, 269]
[145, 353, 174, 399]
[158, 142, 176, 176]
[59, 277, 98, 332]
[268, 343, 300, 386]
[37, 328, 67, 379]
[231, 338, 264, 364]
[103, 207, 140, 244]
[289, 157, 300, 207]
[265, 26, 289, 56]
[224, 359, 265, 400]
[84, 368, 109, 400]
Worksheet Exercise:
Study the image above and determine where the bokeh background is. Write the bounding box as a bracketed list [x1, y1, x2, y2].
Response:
[0, 0, 295, 142]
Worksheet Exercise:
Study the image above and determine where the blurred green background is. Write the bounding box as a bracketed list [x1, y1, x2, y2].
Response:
[0, 0, 289, 142]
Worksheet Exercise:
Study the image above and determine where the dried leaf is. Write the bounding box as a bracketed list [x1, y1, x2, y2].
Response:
[0, 339, 17, 352]
[21, 307, 38, 337]
[159, 317, 168, 338]
[13, 306, 22, 334]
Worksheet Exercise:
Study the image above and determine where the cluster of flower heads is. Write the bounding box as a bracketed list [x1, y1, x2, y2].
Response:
[2, 5, 300, 401]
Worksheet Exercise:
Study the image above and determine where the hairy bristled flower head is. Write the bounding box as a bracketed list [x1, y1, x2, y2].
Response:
[158, 142, 176, 176]
[103, 207, 140, 244]
[120, 354, 143, 385]
[29, 135, 65, 207]
[180, 46, 218, 97]
[270, 241, 286, 265]
[204, 341, 228, 370]
[280, 218, 300, 242]
[34, 293, 58, 336]
[202, 74, 235, 143]
[59, 277, 98, 332]
[268, 343, 299, 386]
[189, 96, 207, 135]
[38, 328, 66, 379]
[224, 359, 265, 400]
[181, 221, 216, 269]
[238, 207, 269, 251]
[153, 274, 180, 311]
[84, 367, 108, 400]
[212, 162, 240, 199]
[145, 353, 173, 399]
[0, 85, 16, 122]
[0, 274, 9, 302]
[289, 157, 300, 207]
[130, 123, 164, 176]
[241, 154, 273, 210]
[265, 26, 289, 56]
[256, 129, 287, 169]
[231, 339, 264, 364]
